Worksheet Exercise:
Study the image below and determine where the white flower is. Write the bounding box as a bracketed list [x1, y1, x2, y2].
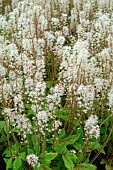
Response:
[50, 82, 64, 96]
[77, 85, 95, 110]
[108, 87, 113, 108]
[85, 115, 98, 127]
[70, 149, 76, 154]
[55, 120, 62, 130]
[51, 18, 60, 26]
[35, 81, 46, 96]
[62, 26, 69, 36]
[3, 83, 12, 101]
[0, 65, 6, 77]
[89, 125, 100, 139]
[84, 115, 100, 139]
[36, 111, 49, 124]
[56, 36, 65, 47]
[14, 94, 24, 112]
[27, 154, 40, 167]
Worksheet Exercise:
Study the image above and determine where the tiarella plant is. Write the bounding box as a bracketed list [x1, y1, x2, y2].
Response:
[0, 0, 113, 170]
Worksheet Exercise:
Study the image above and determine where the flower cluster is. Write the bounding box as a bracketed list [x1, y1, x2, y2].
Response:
[47, 82, 64, 111]
[2, 108, 32, 139]
[35, 110, 52, 135]
[26, 154, 40, 168]
[77, 84, 95, 112]
[84, 114, 100, 139]
[108, 86, 113, 109]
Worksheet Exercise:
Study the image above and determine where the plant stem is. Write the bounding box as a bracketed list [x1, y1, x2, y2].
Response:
[90, 122, 113, 164]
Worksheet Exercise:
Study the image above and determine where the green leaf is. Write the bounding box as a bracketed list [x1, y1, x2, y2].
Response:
[54, 143, 68, 154]
[12, 145, 19, 152]
[69, 152, 77, 164]
[65, 134, 80, 145]
[28, 110, 34, 116]
[59, 115, 68, 121]
[0, 121, 5, 129]
[55, 159, 64, 170]
[32, 134, 37, 144]
[45, 152, 58, 162]
[40, 152, 58, 165]
[78, 163, 97, 170]
[4, 125, 7, 133]
[55, 134, 80, 154]
[19, 152, 26, 161]
[27, 148, 34, 154]
[34, 143, 40, 154]
[58, 129, 66, 140]
[13, 157, 22, 170]
[73, 143, 82, 151]
[40, 151, 47, 158]
[62, 153, 74, 170]
[105, 164, 112, 170]
[100, 159, 106, 164]
[46, 81, 51, 88]
[41, 165, 52, 170]
[76, 152, 84, 164]
[34, 167, 43, 170]
[3, 148, 11, 157]
[88, 142, 105, 155]
[0, 134, 7, 143]
[101, 149, 106, 154]
[5, 158, 12, 170]
[25, 104, 30, 109]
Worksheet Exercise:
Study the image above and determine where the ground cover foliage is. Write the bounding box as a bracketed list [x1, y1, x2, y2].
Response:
[0, 0, 113, 169]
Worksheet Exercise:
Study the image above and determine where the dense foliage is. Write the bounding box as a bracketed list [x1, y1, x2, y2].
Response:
[0, 0, 113, 170]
